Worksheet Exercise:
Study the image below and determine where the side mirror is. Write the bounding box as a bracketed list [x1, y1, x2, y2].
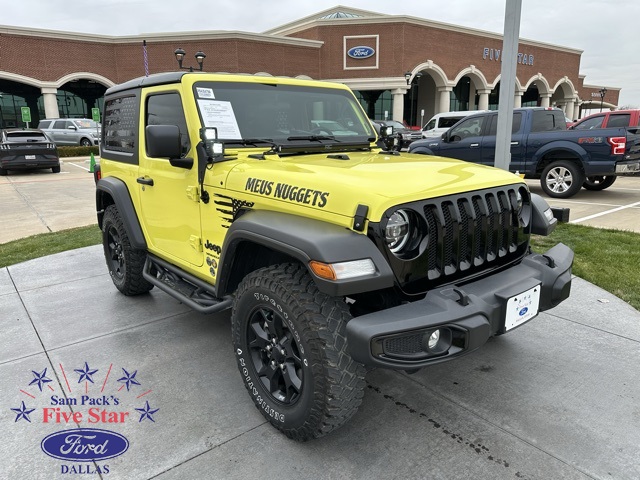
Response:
[199, 127, 225, 161]
[145, 124, 186, 163]
[68, 125, 78, 131]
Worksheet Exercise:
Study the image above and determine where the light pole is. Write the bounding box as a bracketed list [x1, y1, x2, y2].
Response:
[599, 87, 607, 112]
[174, 48, 206, 72]
[404, 71, 422, 127]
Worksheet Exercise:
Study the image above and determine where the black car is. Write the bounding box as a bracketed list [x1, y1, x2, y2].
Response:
[0, 128, 61, 175]
[370, 120, 422, 149]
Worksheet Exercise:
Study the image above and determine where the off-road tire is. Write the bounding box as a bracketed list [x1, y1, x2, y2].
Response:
[540, 160, 585, 199]
[231, 263, 365, 441]
[80, 138, 92, 147]
[102, 205, 153, 295]
[582, 175, 616, 191]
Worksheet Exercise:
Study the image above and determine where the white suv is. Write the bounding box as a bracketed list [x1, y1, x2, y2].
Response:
[38, 118, 101, 146]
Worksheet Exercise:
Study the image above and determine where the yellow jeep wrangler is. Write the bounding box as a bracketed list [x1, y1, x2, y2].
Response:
[95, 72, 573, 441]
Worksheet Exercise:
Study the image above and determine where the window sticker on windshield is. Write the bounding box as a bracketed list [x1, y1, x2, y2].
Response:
[197, 99, 242, 139]
[196, 87, 215, 99]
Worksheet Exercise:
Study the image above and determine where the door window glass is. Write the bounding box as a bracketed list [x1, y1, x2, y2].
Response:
[607, 114, 631, 128]
[573, 115, 604, 130]
[449, 116, 485, 141]
[146, 93, 190, 156]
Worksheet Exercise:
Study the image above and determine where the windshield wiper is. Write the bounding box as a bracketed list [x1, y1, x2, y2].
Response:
[224, 138, 280, 148]
[287, 135, 337, 142]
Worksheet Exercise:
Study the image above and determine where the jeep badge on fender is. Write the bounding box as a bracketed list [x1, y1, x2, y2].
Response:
[94, 72, 573, 441]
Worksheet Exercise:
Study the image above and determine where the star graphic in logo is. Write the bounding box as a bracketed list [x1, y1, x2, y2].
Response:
[135, 400, 159, 423]
[11, 401, 36, 423]
[29, 367, 53, 392]
[117, 368, 141, 391]
[74, 362, 99, 384]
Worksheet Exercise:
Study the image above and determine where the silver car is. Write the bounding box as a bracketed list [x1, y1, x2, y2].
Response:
[37, 118, 101, 146]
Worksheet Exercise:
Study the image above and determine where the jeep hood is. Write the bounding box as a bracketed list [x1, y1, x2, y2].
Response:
[221, 151, 523, 221]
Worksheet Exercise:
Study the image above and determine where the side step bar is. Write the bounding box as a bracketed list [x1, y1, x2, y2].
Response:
[143, 254, 233, 314]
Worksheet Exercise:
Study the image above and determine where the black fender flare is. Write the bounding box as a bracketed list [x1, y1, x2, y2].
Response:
[217, 210, 395, 297]
[96, 177, 147, 250]
[530, 193, 557, 236]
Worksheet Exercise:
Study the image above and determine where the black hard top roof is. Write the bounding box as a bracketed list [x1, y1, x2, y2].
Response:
[105, 72, 192, 96]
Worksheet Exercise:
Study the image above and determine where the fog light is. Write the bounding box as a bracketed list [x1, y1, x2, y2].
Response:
[427, 330, 440, 349]
[421, 328, 452, 355]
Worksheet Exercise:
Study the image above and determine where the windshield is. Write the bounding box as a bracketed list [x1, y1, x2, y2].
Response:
[5, 132, 48, 142]
[193, 81, 375, 147]
[75, 120, 100, 129]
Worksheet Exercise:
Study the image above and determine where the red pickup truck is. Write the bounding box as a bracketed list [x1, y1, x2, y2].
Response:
[571, 109, 640, 130]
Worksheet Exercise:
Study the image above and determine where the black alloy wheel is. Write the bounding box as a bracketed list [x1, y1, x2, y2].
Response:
[247, 305, 304, 405]
[231, 263, 365, 441]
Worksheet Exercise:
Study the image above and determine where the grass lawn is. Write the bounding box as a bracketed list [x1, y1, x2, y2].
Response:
[0, 225, 101, 269]
[531, 223, 640, 311]
[0, 222, 638, 311]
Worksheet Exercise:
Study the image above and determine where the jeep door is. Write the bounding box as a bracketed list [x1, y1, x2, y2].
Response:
[437, 115, 486, 164]
[137, 90, 203, 267]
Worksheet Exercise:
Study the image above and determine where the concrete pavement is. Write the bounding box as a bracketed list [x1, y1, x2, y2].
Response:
[2, 245, 640, 479]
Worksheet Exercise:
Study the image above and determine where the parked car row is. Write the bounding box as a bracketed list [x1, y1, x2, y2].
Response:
[407, 107, 640, 198]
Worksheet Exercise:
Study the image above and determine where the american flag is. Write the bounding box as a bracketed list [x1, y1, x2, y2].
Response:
[143, 40, 149, 76]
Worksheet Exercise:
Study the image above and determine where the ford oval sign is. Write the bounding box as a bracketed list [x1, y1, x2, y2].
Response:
[347, 46, 375, 59]
[41, 428, 129, 462]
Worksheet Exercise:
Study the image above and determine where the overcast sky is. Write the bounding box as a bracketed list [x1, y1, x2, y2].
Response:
[3, 0, 639, 108]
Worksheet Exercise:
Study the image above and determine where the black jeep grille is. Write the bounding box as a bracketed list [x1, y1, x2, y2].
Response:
[373, 185, 529, 295]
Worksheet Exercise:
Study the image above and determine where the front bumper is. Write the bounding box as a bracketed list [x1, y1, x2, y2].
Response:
[346, 243, 573, 369]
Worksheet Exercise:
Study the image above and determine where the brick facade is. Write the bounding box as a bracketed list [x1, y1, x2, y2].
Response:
[0, 10, 620, 123]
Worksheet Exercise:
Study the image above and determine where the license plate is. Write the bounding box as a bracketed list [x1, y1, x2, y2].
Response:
[25, 155, 36, 160]
[505, 284, 541, 331]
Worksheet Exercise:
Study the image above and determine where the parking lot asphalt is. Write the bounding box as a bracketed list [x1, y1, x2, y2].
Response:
[2, 161, 640, 479]
[0, 158, 97, 244]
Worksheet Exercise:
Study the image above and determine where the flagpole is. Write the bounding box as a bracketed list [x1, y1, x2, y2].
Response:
[143, 40, 149, 77]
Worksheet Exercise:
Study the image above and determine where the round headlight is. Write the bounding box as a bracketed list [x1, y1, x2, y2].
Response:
[385, 210, 410, 253]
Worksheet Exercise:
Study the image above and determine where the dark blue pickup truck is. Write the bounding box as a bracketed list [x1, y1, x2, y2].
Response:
[408, 107, 640, 198]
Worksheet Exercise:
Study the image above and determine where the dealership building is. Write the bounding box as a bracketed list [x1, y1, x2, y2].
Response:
[0, 6, 620, 129]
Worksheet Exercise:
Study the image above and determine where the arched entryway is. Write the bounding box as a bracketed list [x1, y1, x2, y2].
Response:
[0, 80, 43, 128]
[57, 79, 107, 119]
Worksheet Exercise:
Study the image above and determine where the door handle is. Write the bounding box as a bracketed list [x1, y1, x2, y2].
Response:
[511, 141, 519, 146]
[137, 176, 154, 186]
[470, 143, 479, 148]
